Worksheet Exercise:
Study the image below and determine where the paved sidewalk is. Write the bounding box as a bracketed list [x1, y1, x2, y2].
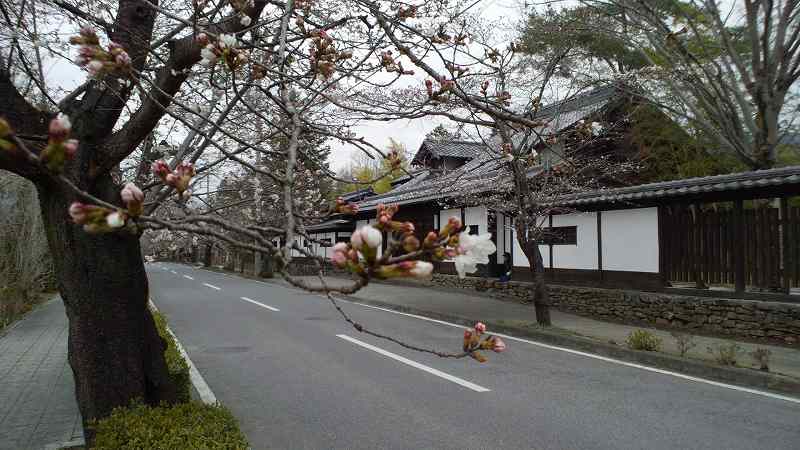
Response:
[0, 296, 83, 450]
[273, 275, 800, 380]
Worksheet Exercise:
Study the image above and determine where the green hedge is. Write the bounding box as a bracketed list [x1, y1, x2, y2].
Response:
[150, 308, 191, 403]
[91, 401, 249, 449]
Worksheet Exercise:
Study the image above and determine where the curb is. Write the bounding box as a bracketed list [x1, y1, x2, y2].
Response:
[180, 263, 800, 399]
[341, 296, 800, 398]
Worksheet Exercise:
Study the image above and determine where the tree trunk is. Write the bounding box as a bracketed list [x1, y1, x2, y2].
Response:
[203, 243, 213, 267]
[521, 240, 552, 326]
[37, 178, 178, 445]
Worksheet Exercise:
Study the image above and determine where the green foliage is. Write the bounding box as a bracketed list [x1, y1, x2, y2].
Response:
[91, 401, 248, 450]
[151, 309, 191, 403]
[625, 329, 662, 352]
[629, 105, 746, 181]
[707, 343, 741, 366]
[333, 138, 409, 196]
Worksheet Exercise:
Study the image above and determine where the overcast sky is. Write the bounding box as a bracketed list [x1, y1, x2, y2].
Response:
[33, 0, 524, 171]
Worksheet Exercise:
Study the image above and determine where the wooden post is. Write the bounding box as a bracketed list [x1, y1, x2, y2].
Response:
[597, 211, 604, 284]
[548, 214, 554, 269]
[734, 199, 745, 293]
[781, 197, 791, 294]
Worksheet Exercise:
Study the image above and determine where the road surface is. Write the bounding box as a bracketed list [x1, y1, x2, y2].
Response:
[147, 262, 800, 450]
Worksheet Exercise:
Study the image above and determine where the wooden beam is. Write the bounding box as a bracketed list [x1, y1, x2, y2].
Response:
[781, 197, 791, 294]
[597, 211, 603, 283]
[734, 199, 746, 293]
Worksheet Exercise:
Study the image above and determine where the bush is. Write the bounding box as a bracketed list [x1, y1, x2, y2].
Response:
[670, 331, 697, 357]
[707, 343, 741, 366]
[749, 348, 771, 371]
[625, 329, 662, 352]
[150, 309, 191, 403]
[92, 401, 249, 450]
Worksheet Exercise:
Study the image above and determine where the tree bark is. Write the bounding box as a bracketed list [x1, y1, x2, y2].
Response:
[203, 243, 213, 267]
[37, 177, 178, 445]
[521, 239, 552, 326]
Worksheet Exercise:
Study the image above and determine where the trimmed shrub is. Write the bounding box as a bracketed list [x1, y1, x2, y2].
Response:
[625, 329, 662, 352]
[670, 331, 697, 357]
[150, 309, 191, 403]
[92, 401, 248, 449]
[707, 343, 741, 366]
[750, 348, 771, 371]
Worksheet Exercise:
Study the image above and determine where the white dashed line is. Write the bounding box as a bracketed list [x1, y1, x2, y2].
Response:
[183, 275, 194, 280]
[341, 301, 800, 405]
[203, 283, 221, 290]
[170, 270, 177, 274]
[240, 296, 280, 312]
[336, 334, 490, 393]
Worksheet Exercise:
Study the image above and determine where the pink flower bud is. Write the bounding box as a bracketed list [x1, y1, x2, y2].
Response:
[63, 139, 79, 158]
[49, 114, 71, 141]
[115, 51, 131, 66]
[350, 229, 363, 249]
[491, 336, 506, 353]
[151, 160, 170, 179]
[410, 261, 433, 278]
[474, 322, 486, 334]
[87, 60, 104, 76]
[464, 329, 472, 339]
[121, 182, 144, 204]
[331, 250, 347, 267]
[332, 242, 348, 253]
[68, 202, 89, 223]
[196, 33, 209, 44]
[165, 173, 177, 185]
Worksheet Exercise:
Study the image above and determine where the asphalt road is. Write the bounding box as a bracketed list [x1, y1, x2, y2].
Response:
[147, 262, 800, 450]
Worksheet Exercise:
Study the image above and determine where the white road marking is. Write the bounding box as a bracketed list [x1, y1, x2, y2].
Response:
[240, 296, 279, 312]
[341, 300, 800, 405]
[203, 283, 221, 290]
[170, 270, 177, 274]
[148, 300, 218, 405]
[336, 334, 490, 393]
[183, 275, 195, 280]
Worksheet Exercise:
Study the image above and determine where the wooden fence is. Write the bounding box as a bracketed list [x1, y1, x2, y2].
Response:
[660, 203, 800, 290]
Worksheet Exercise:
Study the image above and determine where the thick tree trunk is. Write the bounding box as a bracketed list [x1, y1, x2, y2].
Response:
[203, 243, 213, 267]
[521, 240, 552, 326]
[37, 178, 178, 445]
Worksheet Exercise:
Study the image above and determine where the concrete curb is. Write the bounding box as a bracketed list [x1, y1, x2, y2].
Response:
[189, 263, 800, 398]
[342, 295, 800, 398]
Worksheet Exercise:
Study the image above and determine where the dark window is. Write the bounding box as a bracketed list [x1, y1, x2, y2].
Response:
[335, 236, 350, 244]
[303, 239, 311, 248]
[320, 238, 331, 246]
[468, 225, 479, 235]
[540, 226, 577, 245]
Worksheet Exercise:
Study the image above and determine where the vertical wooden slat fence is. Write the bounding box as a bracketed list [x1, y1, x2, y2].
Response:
[661, 203, 800, 291]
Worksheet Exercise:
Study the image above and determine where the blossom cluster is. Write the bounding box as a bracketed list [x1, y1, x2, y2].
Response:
[151, 160, 195, 198]
[70, 27, 131, 77]
[198, 33, 248, 71]
[379, 50, 414, 75]
[334, 197, 359, 215]
[69, 202, 127, 233]
[463, 322, 506, 362]
[41, 114, 79, 173]
[424, 77, 455, 102]
[308, 30, 352, 79]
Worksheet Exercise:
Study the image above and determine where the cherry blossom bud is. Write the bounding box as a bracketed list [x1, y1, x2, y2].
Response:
[121, 182, 144, 216]
[68, 202, 89, 223]
[360, 226, 382, 249]
[474, 322, 486, 334]
[464, 329, 472, 339]
[87, 60, 104, 76]
[402, 235, 420, 252]
[63, 139, 79, 158]
[350, 228, 363, 249]
[410, 261, 433, 278]
[106, 211, 125, 228]
[240, 15, 252, 26]
[491, 336, 506, 353]
[151, 160, 170, 179]
[49, 114, 71, 141]
[425, 79, 433, 96]
[196, 33, 209, 45]
[331, 250, 347, 267]
[165, 173, 177, 184]
[423, 231, 438, 248]
[440, 217, 461, 237]
[115, 51, 131, 66]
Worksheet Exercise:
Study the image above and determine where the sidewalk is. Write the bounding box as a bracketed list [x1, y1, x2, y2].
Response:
[280, 275, 800, 380]
[0, 296, 83, 450]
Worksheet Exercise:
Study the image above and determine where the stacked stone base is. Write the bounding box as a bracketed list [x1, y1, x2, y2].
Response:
[427, 274, 800, 346]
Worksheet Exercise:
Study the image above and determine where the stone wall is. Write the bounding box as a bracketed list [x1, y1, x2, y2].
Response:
[427, 274, 800, 346]
[286, 257, 348, 276]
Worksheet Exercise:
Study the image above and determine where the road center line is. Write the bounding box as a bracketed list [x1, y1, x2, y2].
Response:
[340, 300, 800, 405]
[183, 275, 194, 280]
[240, 296, 280, 312]
[336, 334, 490, 393]
[203, 283, 221, 291]
[170, 270, 177, 274]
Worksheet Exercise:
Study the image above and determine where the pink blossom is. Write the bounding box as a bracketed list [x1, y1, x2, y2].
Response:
[464, 329, 473, 339]
[196, 33, 209, 44]
[331, 251, 347, 267]
[332, 242, 348, 253]
[165, 173, 177, 185]
[105, 211, 125, 228]
[474, 322, 486, 334]
[121, 182, 144, 204]
[87, 60, 104, 76]
[49, 114, 71, 141]
[409, 261, 433, 278]
[63, 139, 79, 157]
[115, 51, 131, 66]
[175, 162, 195, 177]
[491, 336, 506, 353]
[350, 228, 363, 249]
[68, 202, 88, 223]
[151, 160, 170, 179]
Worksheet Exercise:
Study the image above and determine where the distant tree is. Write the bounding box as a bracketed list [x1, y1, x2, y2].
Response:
[333, 138, 409, 195]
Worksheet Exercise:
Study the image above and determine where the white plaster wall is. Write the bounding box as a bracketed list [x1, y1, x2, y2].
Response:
[508, 226, 547, 268]
[464, 206, 487, 235]
[551, 212, 598, 270]
[439, 208, 460, 230]
[601, 207, 659, 273]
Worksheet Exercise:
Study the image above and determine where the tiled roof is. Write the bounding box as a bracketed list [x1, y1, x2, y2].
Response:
[306, 218, 355, 232]
[411, 139, 488, 165]
[533, 85, 619, 134]
[546, 166, 800, 207]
